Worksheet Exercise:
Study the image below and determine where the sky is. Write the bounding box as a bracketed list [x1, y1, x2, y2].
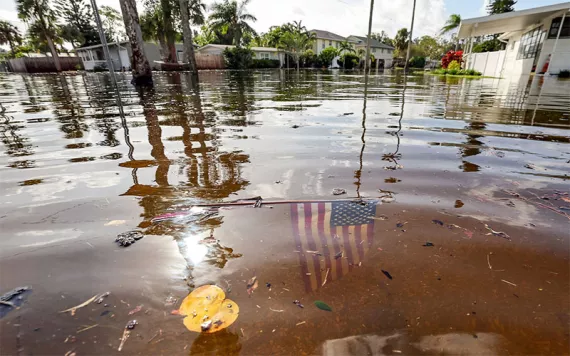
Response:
[0, 0, 565, 42]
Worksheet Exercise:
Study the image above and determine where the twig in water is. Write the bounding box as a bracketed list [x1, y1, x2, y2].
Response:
[147, 330, 162, 344]
[269, 308, 284, 312]
[501, 279, 517, 287]
[487, 254, 492, 270]
[322, 268, 330, 287]
[77, 324, 98, 334]
[296, 321, 306, 326]
[60, 294, 100, 316]
[484, 224, 511, 240]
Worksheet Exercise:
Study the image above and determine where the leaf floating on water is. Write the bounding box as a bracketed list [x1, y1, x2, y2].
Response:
[381, 270, 393, 280]
[176, 285, 239, 334]
[246, 276, 258, 296]
[314, 300, 332, 312]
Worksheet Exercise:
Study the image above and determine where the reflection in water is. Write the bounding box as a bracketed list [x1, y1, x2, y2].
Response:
[190, 329, 241, 355]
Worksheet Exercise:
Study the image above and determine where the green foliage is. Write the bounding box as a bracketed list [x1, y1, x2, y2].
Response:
[223, 46, 253, 69]
[0, 20, 23, 56]
[98, 5, 125, 41]
[472, 39, 502, 53]
[559, 70, 570, 78]
[448, 60, 461, 71]
[300, 49, 317, 68]
[393, 28, 409, 56]
[210, 0, 257, 46]
[370, 30, 393, 47]
[447, 69, 458, 75]
[432, 68, 482, 76]
[440, 14, 461, 35]
[279, 30, 313, 68]
[487, 0, 516, 14]
[318, 46, 339, 67]
[251, 58, 280, 68]
[408, 56, 426, 68]
[339, 53, 359, 69]
[53, 0, 100, 47]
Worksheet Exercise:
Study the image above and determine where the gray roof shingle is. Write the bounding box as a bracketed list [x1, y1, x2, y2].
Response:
[310, 29, 347, 42]
[348, 35, 394, 50]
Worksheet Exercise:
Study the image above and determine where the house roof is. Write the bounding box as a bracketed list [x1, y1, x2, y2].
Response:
[310, 29, 347, 42]
[75, 41, 129, 51]
[196, 44, 281, 52]
[348, 35, 394, 49]
[457, 2, 570, 38]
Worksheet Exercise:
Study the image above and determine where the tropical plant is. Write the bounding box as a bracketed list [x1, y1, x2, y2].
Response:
[448, 60, 461, 71]
[119, 0, 153, 85]
[487, 0, 516, 14]
[338, 40, 355, 69]
[408, 56, 426, 68]
[472, 39, 502, 53]
[0, 21, 22, 57]
[53, 0, 100, 47]
[318, 46, 339, 68]
[440, 14, 461, 35]
[279, 31, 313, 70]
[300, 49, 317, 68]
[371, 31, 393, 47]
[223, 46, 253, 68]
[441, 50, 463, 69]
[338, 52, 359, 69]
[209, 0, 257, 47]
[16, 0, 61, 71]
[393, 28, 409, 57]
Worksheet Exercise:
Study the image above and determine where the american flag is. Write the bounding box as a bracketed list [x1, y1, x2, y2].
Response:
[291, 200, 378, 292]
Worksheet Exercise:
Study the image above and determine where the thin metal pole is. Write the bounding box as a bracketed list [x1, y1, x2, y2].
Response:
[363, 0, 375, 74]
[90, 0, 124, 115]
[404, 0, 417, 72]
[548, 11, 567, 75]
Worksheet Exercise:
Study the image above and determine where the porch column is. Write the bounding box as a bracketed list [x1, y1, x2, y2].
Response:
[549, 11, 568, 75]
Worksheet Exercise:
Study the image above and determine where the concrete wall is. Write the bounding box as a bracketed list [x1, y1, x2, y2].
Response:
[8, 57, 82, 73]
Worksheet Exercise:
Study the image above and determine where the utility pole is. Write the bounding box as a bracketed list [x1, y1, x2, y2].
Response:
[364, 0, 375, 73]
[404, 0, 417, 72]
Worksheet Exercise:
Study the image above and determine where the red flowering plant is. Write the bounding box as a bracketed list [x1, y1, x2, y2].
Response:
[441, 50, 463, 69]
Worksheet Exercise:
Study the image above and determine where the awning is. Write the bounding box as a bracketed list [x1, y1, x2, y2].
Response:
[457, 2, 570, 38]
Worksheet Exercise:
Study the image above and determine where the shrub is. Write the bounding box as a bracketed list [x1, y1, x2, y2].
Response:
[448, 69, 458, 75]
[339, 53, 359, 69]
[300, 49, 317, 68]
[457, 69, 467, 75]
[251, 59, 280, 68]
[559, 70, 570, 78]
[408, 56, 426, 68]
[448, 60, 461, 71]
[223, 47, 253, 69]
[318, 47, 339, 67]
[441, 50, 463, 69]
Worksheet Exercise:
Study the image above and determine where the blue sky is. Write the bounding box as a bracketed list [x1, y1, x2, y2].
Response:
[446, 0, 565, 19]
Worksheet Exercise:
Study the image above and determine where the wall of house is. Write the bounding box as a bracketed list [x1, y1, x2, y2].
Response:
[198, 46, 227, 55]
[536, 38, 570, 74]
[313, 39, 342, 54]
[466, 50, 506, 76]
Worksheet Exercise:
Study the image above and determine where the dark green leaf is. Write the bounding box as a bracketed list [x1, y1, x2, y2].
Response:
[314, 300, 332, 312]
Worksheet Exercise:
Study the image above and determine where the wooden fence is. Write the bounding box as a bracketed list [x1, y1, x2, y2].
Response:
[195, 54, 225, 70]
[8, 57, 83, 73]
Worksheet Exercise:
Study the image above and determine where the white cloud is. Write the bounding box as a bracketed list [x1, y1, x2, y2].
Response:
[480, 0, 491, 15]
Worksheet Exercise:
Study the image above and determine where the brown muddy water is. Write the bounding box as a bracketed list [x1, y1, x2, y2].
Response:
[0, 70, 569, 355]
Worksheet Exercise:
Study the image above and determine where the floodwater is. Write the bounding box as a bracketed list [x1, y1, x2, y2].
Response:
[0, 70, 568, 355]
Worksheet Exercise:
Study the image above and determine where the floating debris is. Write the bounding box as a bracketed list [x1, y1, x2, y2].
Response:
[381, 270, 393, 280]
[396, 222, 407, 228]
[270, 308, 284, 312]
[296, 321, 306, 326]
[314, 300, 332, 312]
[60, 294, 101, 316]
[422, 242, 434, 247]
[115, 231, 144, 247]
[322, 268, 330, 287]
[332, 188, 347, 196]
[293, 300, 304, 308]
[501, 279, 517, 287]
[118, 320, 137, 351]
[334, 251, 343, 260]
[128, 305, 143, 315]
[0, 286, 31, 311]
[76, 324, 98, 334]
[291, 125, 300, 129]
[246, 276, 258, 296]
[432, 219, 444, 226]
[96, 292, 110, 304]
[484, 224, 511, 240]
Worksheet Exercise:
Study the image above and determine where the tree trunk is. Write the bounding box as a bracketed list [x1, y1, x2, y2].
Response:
[161, 0, 177, 63]
[178, 0, 198, 72]
[119, 0, 153, 86]
[8, 39, 15, 58]
[38, 15, 61, 72]
[158, 35, 170, 62]
[234, 25, 241, 47]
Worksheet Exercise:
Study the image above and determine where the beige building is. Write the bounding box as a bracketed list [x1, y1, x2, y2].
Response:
[347, 35, 395, 67]
[310, 29, 354, 55]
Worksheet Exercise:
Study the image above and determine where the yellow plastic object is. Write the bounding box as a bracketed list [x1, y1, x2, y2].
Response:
[177, 285, 239, 333]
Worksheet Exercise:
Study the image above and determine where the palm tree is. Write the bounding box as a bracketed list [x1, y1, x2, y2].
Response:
[0, 21, 22, 57]
[440, 14, 461, 35]
[119, 0, 153, 85]
[279, 31, 312, 70]
[393, 28, 409, 57]
[209, 0, 256, 47]
[16, 0, 61, 71]
[338, 40, 355, 69]
[178, 0, 205, 72]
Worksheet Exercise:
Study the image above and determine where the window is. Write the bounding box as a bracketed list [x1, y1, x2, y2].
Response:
[263, 53, 270, 59]
[329, 40, 332, 46]
[372, 48, 376, 53]
[517, 27, 544, 59]
[321, 42, 325, 49]
[548, 17, 570, 39]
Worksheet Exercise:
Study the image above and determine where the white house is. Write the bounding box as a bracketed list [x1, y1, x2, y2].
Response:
[458, 2, 570, 77]
[347, 35, 394, 68]
[310, 29, 354, 55]
[76, 41, 185, 71]
[196, 44, 285, 66]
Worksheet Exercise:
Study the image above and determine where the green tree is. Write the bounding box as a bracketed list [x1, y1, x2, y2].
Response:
[0, 21, 22, 57]
[26, 19, 64, 54]
[179, 0, 205, 71]
[119, 0, 153, 85]
[338, 40, 355, 69]
[414, 35, 443, 59]
[393, 28, 409, 57]
[53, 0, 100, 47]
[99, 6, 125, 41]
[16, 0, 61, 71]
[487, 0, 516, 14]
[279, 31, 313, 70]
[209, 0, 257, 47]
[371, 30, 393, 47]
[318, 46, 339, 67]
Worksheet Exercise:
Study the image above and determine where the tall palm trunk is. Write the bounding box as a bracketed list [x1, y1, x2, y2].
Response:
[119, 0, 153, 85]
[38, 15, 61, 72]
[178, 0, 198, 72]
[161, 0, 177, 62]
